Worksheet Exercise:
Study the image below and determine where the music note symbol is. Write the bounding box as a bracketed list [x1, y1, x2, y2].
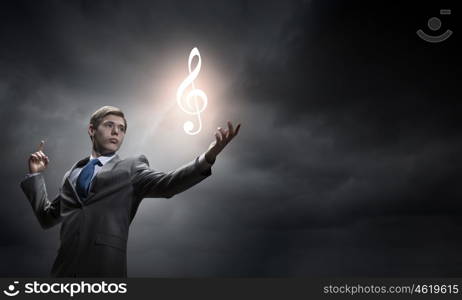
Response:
[176, 47, 208, 135]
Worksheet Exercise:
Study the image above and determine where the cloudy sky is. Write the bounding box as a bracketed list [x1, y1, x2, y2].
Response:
[1, 0, 460, 277]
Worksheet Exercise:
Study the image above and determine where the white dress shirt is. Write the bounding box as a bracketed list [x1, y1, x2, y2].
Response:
[68, 153, 116, 188]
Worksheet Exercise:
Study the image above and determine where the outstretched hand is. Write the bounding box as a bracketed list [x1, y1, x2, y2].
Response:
[28, 140, 50, 173]
[205, 121, 241, 164]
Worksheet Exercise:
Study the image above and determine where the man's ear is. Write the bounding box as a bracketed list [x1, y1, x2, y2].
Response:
[88, 124, 95, 139]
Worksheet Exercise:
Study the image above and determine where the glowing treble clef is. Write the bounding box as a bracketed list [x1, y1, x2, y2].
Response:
[176, 47, 208, 135]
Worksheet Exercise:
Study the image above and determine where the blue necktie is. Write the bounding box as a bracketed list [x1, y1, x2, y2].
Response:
[76, 158, 102, 200]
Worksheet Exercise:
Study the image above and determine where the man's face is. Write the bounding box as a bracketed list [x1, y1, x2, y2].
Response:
[89, 114, 126, 155]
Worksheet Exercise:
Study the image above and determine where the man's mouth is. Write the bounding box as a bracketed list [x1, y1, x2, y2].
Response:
[109, 139, 118, 144]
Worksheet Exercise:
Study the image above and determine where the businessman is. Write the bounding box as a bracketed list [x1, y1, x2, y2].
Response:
[20, 105, 241, 277]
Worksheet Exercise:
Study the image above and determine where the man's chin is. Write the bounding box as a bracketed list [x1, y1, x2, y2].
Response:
[101, 145, 119, 154]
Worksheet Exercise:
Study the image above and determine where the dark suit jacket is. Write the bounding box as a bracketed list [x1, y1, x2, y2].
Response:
[20, 154, 212, 277]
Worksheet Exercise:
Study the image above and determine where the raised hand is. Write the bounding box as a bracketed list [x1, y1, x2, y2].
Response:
[28, 140, 50, 173]
[205, 121, 241, 164]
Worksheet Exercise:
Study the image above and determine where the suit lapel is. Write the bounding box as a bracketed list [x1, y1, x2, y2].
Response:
[64, 156, 90, 207]
[86, 154, 121, 202]
[63, 154, 121, 206]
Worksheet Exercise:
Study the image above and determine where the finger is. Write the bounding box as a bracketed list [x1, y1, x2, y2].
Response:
[38, 140, 45, 152]
[220, 131, 228, 143]
[227, 121, 234, 136]
[234, 123, 241, 136]
[36, 152, 47, 162]
[218, 127, 227, 141]
[36, 151, 45, 161]
[217, 128, 223, 142]
[228, 123, 240, 140]
[44, 156, 49, 166]
[215, 133, 222, 144]
[31, 153, 39, 162]
[223, 129, 230, 140]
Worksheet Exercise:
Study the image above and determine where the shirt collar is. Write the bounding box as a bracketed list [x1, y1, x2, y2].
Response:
[90, 152, 117, 166]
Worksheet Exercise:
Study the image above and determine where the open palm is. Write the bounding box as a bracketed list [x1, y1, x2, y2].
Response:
[205, 121, 241, 163]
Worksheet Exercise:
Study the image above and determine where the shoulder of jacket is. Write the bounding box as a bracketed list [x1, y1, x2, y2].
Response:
[123, 154, 149, 165]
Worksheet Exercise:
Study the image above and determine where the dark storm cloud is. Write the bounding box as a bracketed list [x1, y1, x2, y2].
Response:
[233, 1, 462, 217]
[1, 0, 461, 276]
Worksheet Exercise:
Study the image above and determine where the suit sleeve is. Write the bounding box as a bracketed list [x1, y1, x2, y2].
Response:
[131, 153, 213, 199]
[20, 173, 64, 230]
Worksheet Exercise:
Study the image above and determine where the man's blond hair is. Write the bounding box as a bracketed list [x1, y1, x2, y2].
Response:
[89, 106, 127, 133]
